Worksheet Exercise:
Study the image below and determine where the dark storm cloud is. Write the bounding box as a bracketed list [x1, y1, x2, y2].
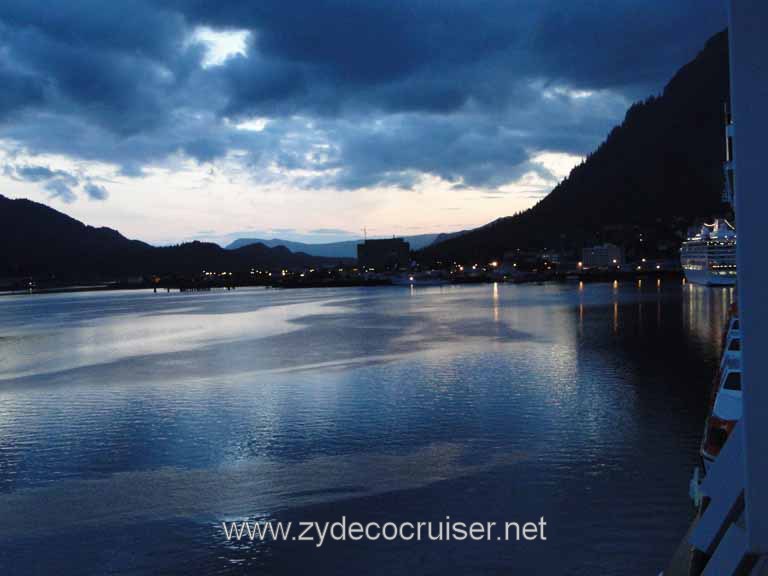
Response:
[316, 114, 536, 189]
[0, 0, 727, 195]
[43, 178, 77, 203]
[4, 160, 80, 203]
[0, 62, 46, 120]
[83, 182, 109, 200]
[177, 0, 726, 115]
[11, 165, 76, 184]
[5, 161, 108, 201]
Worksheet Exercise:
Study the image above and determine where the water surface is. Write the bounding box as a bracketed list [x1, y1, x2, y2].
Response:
[0, 282, 734, 574]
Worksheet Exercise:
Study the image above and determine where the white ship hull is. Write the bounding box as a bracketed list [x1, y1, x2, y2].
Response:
[682, 268, 737, 286]
[680, 219, 737, 286]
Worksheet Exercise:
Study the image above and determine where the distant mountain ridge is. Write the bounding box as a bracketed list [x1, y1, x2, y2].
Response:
[422, 29, 731, 263]
[0, 195, 345, 280]
[226, 232, 466, 258]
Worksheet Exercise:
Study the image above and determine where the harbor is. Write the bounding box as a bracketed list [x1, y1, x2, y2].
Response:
[0, 280, 732, 575]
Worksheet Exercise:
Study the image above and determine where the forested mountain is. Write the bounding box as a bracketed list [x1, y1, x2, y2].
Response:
[421, 30, 730, 263]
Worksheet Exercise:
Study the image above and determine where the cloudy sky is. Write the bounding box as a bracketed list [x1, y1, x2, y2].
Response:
[0, 1, 726, 245]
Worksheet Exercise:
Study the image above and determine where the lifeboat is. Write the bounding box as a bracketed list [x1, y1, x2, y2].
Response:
[700, 311, 741, 472]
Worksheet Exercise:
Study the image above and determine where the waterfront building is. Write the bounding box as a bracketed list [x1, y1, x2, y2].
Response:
[356, 238, 411, 271]
[582, 243, 625, 268]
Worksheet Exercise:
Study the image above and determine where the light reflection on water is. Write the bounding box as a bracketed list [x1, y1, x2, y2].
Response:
[0, 283, 733, 575]
[683, 283, 735, 358]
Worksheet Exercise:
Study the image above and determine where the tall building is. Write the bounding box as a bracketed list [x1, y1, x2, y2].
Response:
[357, 238, 410, 271]
[582, 244, 624, 268]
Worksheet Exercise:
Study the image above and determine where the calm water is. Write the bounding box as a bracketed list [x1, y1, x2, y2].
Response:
[0, 281, 734, 575]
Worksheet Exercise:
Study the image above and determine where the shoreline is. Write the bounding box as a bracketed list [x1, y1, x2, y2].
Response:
[0, 270, 685, 298]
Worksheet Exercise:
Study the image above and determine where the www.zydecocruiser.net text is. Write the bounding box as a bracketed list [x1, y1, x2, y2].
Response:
[222, 516, 547, 548]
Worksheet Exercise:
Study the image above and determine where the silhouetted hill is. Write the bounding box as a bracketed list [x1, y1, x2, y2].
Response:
[0, 195, 343, 280]
[421, 29, 731, 264]
[0, 195, 151, 278]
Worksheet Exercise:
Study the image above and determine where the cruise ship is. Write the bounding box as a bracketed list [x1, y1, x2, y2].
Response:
[680, 219, 737, 285]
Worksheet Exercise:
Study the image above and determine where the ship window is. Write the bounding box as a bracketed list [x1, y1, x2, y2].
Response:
[728, 338, 741, 352]
[723, 372, 741, 391]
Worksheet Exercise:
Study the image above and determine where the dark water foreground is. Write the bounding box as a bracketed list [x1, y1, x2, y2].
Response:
[0, 281, 734, 575]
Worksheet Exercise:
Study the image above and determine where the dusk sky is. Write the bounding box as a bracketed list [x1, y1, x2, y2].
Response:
[0, 1, 726, 246]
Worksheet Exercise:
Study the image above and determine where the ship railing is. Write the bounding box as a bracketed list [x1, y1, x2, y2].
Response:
[689, 424, 768, 574]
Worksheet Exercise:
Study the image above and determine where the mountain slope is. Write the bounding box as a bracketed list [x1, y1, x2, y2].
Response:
[0, 195, 344, 280]
[421, 29, 730, 263]
[0, 195, 151, 277]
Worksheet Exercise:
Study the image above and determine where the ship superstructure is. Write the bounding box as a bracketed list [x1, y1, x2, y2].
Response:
[680, 219, 737, 286]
